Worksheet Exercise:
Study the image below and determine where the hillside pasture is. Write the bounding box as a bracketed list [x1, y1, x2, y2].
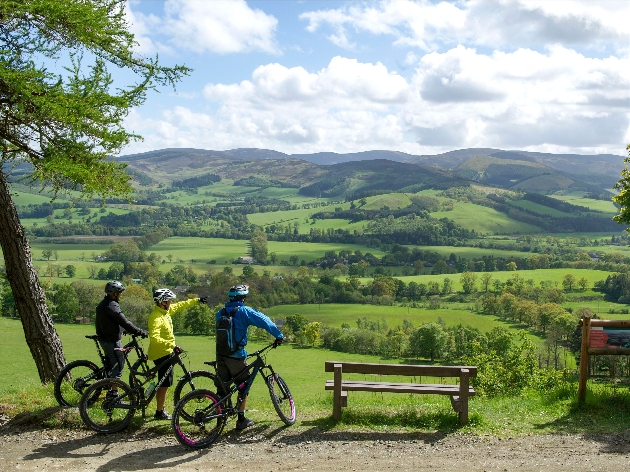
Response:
[406, 245, 531, 260]
[150, 237, 386, 264]
[509, 200, 579, 217]
[431, 201, 543, 234]
[265, 303, 511, 333]
[513, 174, 575, 192]
[552, 195, 618, 214]
[361, 193, 412, 211]
[362, 268, 612, 293]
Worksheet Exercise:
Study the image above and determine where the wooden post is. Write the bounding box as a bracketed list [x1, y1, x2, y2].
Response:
[459, 369, 469, 425]
[578, 315, 591, 403]
[333, 363, 343, 420]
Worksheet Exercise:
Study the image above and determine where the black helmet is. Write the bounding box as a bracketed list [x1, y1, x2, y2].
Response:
[105, 281, 126, 295]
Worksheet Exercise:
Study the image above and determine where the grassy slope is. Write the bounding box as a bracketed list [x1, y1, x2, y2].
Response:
[552, 195, 618, 214]
[266, 303, 511, 332]
[431, 201, 543, 234]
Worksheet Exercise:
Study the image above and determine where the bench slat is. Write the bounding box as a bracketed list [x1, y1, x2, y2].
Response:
[325, 380, 475, 396]
[324, 361, 477, 377]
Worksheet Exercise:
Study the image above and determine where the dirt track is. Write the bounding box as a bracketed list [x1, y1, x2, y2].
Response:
[2, 415, 630, 472]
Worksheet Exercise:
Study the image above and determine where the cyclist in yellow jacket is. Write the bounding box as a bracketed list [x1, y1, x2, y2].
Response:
[147, 288, 207, 420]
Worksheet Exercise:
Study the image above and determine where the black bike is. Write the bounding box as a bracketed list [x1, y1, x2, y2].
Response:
[78, 343, 215, 433]
[54, 334, 148, 407]
[171, 342, 295, 449]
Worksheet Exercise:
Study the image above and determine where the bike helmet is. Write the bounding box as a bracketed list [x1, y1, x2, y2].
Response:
[105, 281, 126, 295]
[228, 284, 249, 300]
[153, 288, 176, 304]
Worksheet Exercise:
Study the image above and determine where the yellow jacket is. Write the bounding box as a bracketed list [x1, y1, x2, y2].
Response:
[147, 297, 199, 360]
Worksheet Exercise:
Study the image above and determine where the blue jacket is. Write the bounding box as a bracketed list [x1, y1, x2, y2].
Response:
[216, 301, 283, 358]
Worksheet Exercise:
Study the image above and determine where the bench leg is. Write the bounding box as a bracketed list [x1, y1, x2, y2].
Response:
[333, 364, 343, 420]
[458, 369, 470, 425]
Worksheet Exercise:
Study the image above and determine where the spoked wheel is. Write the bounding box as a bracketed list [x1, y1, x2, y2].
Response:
[267, 373, 296, 425]
[54, 360, 105, 407]
[172, 389, 227, 449]
[79, 378, 137, 433]
[173, 370, 218, 406]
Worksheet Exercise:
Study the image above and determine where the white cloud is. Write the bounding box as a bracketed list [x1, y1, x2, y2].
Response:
[125, 3, 171, 55]
[126, 0, 279, 55]
[203, 57, 410, 106]
[300, 0, 630, 51]
[125, 48, 629, 156]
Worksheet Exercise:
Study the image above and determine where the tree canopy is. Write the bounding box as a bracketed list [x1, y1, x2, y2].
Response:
[613, 144, 630, 226]
[0, 0, 188, 382]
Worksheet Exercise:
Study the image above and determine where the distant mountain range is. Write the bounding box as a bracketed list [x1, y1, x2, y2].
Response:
[121, 147, 623, 175]
[119, 147, 624, 196]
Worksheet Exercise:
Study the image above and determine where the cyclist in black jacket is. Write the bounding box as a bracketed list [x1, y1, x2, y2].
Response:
[95, 281, 148, 383]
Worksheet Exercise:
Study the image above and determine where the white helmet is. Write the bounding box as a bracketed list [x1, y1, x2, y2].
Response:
[153, 288, 176, 304]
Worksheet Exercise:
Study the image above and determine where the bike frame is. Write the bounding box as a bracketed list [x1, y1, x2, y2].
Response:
[71, 334, 143, 382]
[114, 346, 197, 418]
[206, 343, 278, 414]
[86, 335, 110, 369]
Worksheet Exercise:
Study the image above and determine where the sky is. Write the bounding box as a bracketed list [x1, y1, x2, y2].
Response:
[120, 0, 630, 157]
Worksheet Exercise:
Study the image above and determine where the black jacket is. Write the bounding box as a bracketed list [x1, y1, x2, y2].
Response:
[95, 296, 145, 342]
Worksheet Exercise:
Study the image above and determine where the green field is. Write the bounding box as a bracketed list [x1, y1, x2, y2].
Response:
[553, 195, 618, 214]
[407, 245, 530, 259]
[266, 303, 512, 332]
[431, 201, 542, 235]
[510, 199, 578, 217]
[0, 317, 491, 423]
[151, 237, 386, 264]
[362, 268, 612, 292]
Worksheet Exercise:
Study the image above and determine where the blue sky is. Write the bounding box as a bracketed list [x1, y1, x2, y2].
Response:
[121, 0, 630, 157]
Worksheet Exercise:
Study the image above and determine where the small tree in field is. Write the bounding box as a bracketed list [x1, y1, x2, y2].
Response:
[65, 265, 76, 278]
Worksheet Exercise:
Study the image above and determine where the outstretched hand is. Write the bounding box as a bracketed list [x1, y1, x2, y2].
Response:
[273, 337, 284, 348]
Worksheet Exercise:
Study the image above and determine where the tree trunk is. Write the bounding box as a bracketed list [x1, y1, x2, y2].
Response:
[0, 171, 66, 382]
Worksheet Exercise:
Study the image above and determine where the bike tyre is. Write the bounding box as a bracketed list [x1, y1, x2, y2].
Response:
[172, 389, 227, 449]
[54, 360, 104, 408]
[79, 378, 136, 433]
[267, 373, 296, 425]
[173, 370, 218, 406]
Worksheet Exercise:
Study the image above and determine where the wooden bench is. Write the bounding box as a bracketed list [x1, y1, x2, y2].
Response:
[325, 361, 477, 425]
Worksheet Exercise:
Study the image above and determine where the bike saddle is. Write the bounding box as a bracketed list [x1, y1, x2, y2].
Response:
[204, 361, 218, 368]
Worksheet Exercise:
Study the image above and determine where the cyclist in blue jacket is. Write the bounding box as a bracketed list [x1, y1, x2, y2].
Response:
[216, 284, 284, 430]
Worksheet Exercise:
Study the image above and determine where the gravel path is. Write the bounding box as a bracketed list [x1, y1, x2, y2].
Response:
[2, 413, 630, 472]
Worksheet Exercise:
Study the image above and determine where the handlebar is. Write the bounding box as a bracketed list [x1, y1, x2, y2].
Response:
[247, 342, 278, 358]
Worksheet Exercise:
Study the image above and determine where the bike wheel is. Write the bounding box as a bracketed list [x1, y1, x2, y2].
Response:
[267, 373, 296, 425]
[79, 378, 137, 433]
[129, 357, 150, 389]
[54, 360, 104, 407]
[173, 370, 218, 406]
[172, 389, 227, 449]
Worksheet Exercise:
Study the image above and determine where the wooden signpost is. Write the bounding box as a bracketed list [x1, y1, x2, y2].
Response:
[578, 315, 630, 403]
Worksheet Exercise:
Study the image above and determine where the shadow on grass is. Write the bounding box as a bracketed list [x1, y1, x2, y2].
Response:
[535, 388, 630, 436]
[300, 409, 481, 433]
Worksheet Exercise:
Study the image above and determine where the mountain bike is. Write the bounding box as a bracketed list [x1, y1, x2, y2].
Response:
[171, 342, 295, 449]
[54, 334, 149, 407]
[78, 344, 216, 433]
